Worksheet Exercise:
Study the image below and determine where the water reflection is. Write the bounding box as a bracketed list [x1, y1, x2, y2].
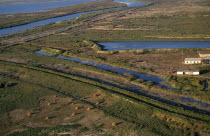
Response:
[99, 41, 210, 50]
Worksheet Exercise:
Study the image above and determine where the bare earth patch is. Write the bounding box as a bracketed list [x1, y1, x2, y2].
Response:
[0, 57, 27, 63]
[1, 94, 126, 135]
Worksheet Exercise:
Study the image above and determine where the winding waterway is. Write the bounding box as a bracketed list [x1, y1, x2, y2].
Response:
[35, 50, 210, 110]
[0, 10, 97, 37]
[36, 50, 164, 82]
[1, 0, 210, 109]
[0, 0, 146, 36]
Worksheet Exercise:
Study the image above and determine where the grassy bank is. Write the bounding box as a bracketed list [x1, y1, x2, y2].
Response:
[1, 60, 210, 121]
[36, 45, 210, 102]
[62, 0, 210, 41]
[0, 1, 126, 29]
[1, 43, 210, 135]
[1, 61, 210, 135]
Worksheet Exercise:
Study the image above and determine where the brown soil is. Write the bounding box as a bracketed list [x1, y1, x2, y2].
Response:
[1, 93, 126, 136]
[43, 64, 129, 88]
[144, 36, 210, 39]
[89, 25, 153, 31]
[0, 57, 27, 63]
[95, 51, 201, 76]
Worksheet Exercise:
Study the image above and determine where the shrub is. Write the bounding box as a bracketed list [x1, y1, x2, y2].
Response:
[71, 113, 76, 116]
[111, 122, 116, 126]
[79, 127, 89, 132]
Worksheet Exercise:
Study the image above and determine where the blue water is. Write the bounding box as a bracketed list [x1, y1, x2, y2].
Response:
[99, 41, 210, 50]
[114, 0, 146, 7]
[36, 51, 52, 56]
[35, 50, 210, 109]
[179, 97, 210, 108]
[57, 56, 164, 82]
[35, 50, 163, 82]
[0, 10, 97, 36]
[0, 0, 146, 36]
[0, 0, 96, 14]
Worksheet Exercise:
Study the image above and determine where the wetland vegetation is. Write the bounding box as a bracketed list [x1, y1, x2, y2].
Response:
[1, 0, 210, 135]
[0, 1, 126, 29]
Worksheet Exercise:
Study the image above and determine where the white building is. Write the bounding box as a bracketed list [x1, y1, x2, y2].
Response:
[177, 70, 200, 75]
[199, 52, 210, 58]
[184, 58, 203, 64]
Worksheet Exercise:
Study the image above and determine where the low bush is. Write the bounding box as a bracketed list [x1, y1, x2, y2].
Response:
[166, 75, 205, 91]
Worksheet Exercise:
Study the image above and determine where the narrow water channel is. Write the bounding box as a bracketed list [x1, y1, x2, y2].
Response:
[0, 0, 147, 36]
[35, 50, 210, 110]
[0, 10, 98, 36]
[36, 50, 164, 82]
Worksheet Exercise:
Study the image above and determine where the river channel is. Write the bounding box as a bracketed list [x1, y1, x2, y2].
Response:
[1, 0, 210, 110]
[35, 50, 164, 83]
[35, 50, 210, 110]
[0, 0, 146, 36]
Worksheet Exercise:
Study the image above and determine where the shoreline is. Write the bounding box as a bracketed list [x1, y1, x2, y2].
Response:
[0, 1, 127, 32]
[0, 0, 77, 4]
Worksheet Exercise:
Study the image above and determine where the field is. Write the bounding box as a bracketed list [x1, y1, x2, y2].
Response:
[1, 0, 210, 43]
[0, 43, 210, 135]
[1, 0, 210, 135]
[68, 0, 210, 41]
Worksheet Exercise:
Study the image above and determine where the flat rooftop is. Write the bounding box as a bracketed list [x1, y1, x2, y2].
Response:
[199, 51, 210, 54]
[177, 70, 199, 72]
[185, 58, 203, 61]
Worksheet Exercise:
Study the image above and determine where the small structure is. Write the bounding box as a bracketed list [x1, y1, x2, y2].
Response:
[199, 51, 210, 58]
[0, 82, 11, 88]
[177, 70, 200, 75]
[203, 58, 210, 64]
[184, 58, 203, 64]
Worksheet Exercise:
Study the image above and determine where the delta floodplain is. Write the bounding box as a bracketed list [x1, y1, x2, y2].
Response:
[0, 0, 210, 135]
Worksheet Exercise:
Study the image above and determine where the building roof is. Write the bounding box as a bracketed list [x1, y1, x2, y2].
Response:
[199, 51, 210, 54]
[185, 58, 203, 61]
[177, 70, 199, 72]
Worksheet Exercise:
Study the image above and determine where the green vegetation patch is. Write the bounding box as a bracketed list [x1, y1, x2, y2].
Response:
[104, 99, 183, 136]
[197, 0, 210, 6]
[0, 1, 126, 29]
[63, 11, 210, 41]
[0, 75, 57, 114]
[166, 75, 206, 91]
[165, 75, 210, 101]
[0, 62, 98, 114]
[199, 65, 210, 76]
[7, 124, 82, 136]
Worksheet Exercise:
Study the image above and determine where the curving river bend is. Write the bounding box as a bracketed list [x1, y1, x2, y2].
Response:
[0, 0, 146, 36]
[1, 0, 209, 50]
[36, 50, 210, 110]
[1, 0, 210, 109]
